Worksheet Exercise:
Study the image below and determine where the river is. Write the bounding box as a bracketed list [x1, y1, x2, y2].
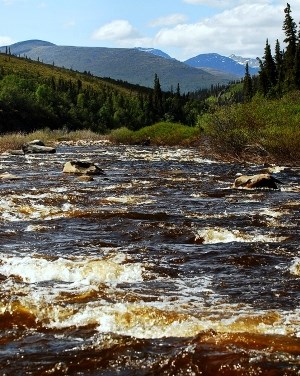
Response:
[0, 143, 299, 375]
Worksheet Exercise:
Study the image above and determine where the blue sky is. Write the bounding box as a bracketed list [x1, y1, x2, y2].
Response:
[0, 0, 300, 61]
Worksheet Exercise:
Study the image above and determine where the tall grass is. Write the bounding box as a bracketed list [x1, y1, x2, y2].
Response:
[0, 128, 106, 152]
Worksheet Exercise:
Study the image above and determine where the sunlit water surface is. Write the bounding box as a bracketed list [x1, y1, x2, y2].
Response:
[0, 144, 299, 375]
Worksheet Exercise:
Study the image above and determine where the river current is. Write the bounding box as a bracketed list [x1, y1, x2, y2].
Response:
[0, 142, 299, 375]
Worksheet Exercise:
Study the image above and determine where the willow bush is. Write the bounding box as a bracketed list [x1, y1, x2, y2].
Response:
[201, 92, 300, 161]
[109, 122, 200, 146]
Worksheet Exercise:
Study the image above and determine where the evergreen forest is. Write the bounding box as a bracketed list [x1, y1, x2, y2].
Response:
[0, 52, 215, 134]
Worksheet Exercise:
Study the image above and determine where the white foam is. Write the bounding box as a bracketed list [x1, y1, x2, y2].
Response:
[0, 254, 144, 285]
[0, 196, 77, 222]
[103, 195, 154, 205]
[195, 227, 287, 244]
[36, 301, 300, 339]
[1, 254, 298, 339]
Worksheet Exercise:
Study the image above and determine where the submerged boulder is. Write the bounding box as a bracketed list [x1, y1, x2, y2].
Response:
[76, 174, 94, 182]
[22, 140, 56, 154]
[63, 160, 104, 175]
[233, 173, 282, 189]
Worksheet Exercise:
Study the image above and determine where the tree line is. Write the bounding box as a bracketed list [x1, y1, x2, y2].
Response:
[0, 52, 223, 134]
[243, 3, 300, 100]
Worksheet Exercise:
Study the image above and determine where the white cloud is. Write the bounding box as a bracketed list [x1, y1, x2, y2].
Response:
[0, 36, 14, 46]
[149, 13, 188, 27]
[89, 1, 300, 60]
[92, 20, 140, 41]
[154, 2, 288, 59]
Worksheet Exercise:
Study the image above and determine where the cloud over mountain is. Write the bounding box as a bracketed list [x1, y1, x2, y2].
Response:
[153, 1, 286, 59]
[92, 20, 140, 41]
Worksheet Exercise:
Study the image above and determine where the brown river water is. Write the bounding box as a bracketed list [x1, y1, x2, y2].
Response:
[0, 143, 299, 375]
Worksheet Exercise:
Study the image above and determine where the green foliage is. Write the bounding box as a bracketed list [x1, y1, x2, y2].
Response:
[256, 3, 300, 96]
[108, 127, 134, 144]
[243, 63, 253, 102]
[0, 53, 203, 135]
[109, 122, 200, 146]
[201, 91, 300, 161]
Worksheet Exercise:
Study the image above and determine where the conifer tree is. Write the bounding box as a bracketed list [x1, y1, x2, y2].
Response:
[258, 40, 277, 96]
[274, 39, 284, 92]
[282, 3, 297, 89]
[263, 39, 277, 90]
[295, 22, 300, 89]
[153, 73, 163, 119]
[243, 63, 253, 101]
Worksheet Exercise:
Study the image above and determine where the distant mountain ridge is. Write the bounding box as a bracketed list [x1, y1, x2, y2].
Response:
[0, 40, 259, 92]
[184, 53, 259, 77]
[229, 54, 260, 69]
[3, 39, 55, 55]
[135, 47, 173, 60]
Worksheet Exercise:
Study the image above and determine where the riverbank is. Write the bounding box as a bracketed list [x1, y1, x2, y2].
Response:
[0, 125, 298, 167]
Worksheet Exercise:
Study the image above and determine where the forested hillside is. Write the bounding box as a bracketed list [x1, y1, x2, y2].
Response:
[1, 41, 233, 93]
[0, 53, 210, 134]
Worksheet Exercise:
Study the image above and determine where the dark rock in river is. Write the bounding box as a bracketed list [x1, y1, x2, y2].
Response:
[233, 173, 282, 189]
[63, 161, 104, 175]
[22, 140, 56, 154]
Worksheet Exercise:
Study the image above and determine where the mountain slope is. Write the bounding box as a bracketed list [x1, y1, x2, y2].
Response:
[1, 40, 233, 92]
[1, 39, 55, 56]
[135, 47, 173, 59]
[229, 54, 260, 69]
[184, 53, 259, 77]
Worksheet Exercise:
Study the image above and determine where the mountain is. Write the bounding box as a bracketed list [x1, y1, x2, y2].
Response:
[135, 47, 173, 60]
[1, 39, 55, 55]
[0, 40, 234, 93]
[184, 53, 259, 78]
[229, 54, 260, 69]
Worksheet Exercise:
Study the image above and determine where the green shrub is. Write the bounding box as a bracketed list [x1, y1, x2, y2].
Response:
[109, 122, 200, 146]
[201, 91, 300, 161]
[108, 127, 134, 144]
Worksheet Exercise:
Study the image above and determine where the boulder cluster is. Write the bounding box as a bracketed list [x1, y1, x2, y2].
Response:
[3, 139, 104, 182]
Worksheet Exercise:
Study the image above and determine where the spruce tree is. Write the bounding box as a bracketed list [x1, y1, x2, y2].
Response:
[263, 39, 277, 90]
[282, 3, 297, 89]
[243, 63, 253, 101]
[258, 40, 277, 96]
[274, 39, 284, 93]
[295, 22, 300, 89]
[153, 73, 163, 119]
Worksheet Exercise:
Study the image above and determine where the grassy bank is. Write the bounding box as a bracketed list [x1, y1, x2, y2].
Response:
[108, 122, 201, 146]
[1, 100, 299, 165]
[199, 91, 300, 163]
[0, 122, 200, 152]
[0, 129, 105, 152]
